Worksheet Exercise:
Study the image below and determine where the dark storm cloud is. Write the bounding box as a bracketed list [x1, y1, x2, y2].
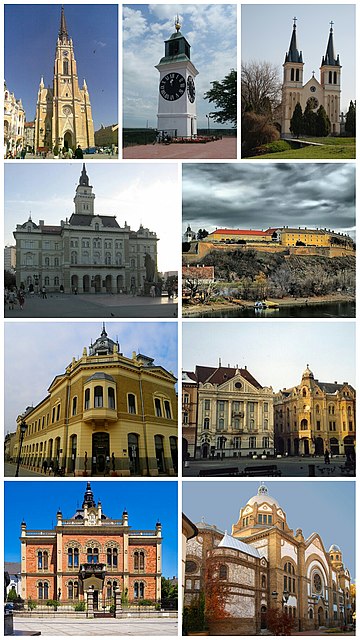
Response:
[182, 163, 355, 233]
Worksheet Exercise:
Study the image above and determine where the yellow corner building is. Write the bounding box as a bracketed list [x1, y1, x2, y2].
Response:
[13, 325, 178, 476]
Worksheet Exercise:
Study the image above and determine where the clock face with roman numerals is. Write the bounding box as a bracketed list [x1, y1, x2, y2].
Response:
[159, 73, 186, 101]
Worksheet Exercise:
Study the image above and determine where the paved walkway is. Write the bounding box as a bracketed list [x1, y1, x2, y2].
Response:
[5, 463, 43, 477]
[13, 617, 177, 636]
[183, 455, 354, 478]
[5, 293, 177, 318]
[123, 137, 237, 159]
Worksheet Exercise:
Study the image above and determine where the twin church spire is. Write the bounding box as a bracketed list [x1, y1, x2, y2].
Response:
[285, 18, 340, 68]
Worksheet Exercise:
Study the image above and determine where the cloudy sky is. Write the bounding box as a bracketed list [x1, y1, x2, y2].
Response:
[5, 162, 179, 272]
[242, 4, 355, 115]
[182, 163, 355, 238]
[183, 480, 355, 578]
[4, 321, 178, 436]
[183, 321, 355, 392]
[5, 480, 178, 578]
[5, 4, 118, 130]
[123, 4, 237, 128]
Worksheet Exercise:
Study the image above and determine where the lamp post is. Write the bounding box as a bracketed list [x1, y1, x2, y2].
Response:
[271, 589, 290, 633]
[15, 420, 27, 477]
[205, 114, 211, 135]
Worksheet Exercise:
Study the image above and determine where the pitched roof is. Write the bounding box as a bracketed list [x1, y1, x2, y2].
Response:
[218, 532, 261, 558]
[192, 365, 262, 389]
[68, 214, 120, 228]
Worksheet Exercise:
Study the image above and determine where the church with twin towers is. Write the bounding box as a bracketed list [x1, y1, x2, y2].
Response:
[280, 18, 341, 135]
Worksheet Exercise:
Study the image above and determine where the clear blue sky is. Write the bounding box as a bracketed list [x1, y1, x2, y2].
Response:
[4, 162, 179, 272]
[242, 4, 355, 114]
[5, 480, 178, 578]
[5, 321, 178, 436]
[183, 321, 355, 392]
[183, 480, 355, 579]
[5, 4, 118, 129]
[123, 4, 237, 128]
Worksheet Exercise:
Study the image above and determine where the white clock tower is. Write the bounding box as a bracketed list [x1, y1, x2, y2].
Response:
[155, 17, 199, 138]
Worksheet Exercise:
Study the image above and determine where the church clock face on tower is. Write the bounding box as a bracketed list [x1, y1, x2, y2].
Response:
[159, 72, 186, 101]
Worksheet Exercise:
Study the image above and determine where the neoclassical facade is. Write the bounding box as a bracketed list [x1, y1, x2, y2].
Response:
[274, 365, 355, 458]
[14, 164, 158, 294]
[280, 20, 341, 136]
[4, 81, 25, 157]
[13, 325, 178, 476]
[34, 7, 94, 152]
[21, 483, 162, 608]
[182, 363, 274, 459]
[184, 485, 352, 635]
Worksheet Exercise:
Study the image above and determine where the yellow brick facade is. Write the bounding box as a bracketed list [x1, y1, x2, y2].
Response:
[14, 326, 178, 476]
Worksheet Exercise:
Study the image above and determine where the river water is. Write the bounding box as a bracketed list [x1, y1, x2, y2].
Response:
[186, 300, 355, 319]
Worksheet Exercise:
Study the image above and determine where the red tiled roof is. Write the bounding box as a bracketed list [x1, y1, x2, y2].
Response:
[211, 229, 267, 236]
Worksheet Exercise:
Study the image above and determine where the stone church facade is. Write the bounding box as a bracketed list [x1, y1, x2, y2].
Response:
[20, 483, 162, 608]
[279, 20, 341, 135]
[184, 485, 352, 634]
[14, 165, 158, 295]
[34, 7, 94, 152]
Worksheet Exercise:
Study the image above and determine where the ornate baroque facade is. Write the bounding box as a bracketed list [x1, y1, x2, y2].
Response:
[14, 165, 158, 294]
[34, 7, 94, 151]
[184, 485, 352, 634]
[182, 363, 274, 459]
[13, 325, 178, 476]
[4, 81, 25, 157]
[274, 365, 356, 458]
[21, 483, 162, 607]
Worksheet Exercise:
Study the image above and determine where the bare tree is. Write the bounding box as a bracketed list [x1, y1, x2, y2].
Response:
[241, 60, 281, 116]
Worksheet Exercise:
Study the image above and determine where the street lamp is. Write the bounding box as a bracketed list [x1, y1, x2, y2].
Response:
[15, 420, 27, 477]
[205, 114, 211, 135]
[271, 589, 290, 609]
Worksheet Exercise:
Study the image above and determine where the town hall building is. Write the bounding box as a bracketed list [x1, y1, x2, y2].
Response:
[34, 6, 94, 152]
[279, 19, 341, 135]
[14, 164, 159, 295]
[20, 483, 162, 609]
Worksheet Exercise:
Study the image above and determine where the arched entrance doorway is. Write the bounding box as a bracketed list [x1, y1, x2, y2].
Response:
[330, 437, 339, 455]
[92, 433, 110, 474]
[117, 275, 124, 293]
[83, 275, 90, 292]
[92, 274, 101, 293]
[276, 437, 284, 455]
[315, 437, 324, 456]
[64, 131, 73, 150]
[318, 606, 324, 627]
[71, 275, 78, 292]
[105, 275, 112, 293]
[128, 433, 140, 475]
[261, 605, 267, 629]
[201, 444, 209, 458]
[344, 436, 355, 460]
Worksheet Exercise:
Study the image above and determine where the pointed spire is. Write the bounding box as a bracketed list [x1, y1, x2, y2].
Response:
[322, 22, 340, 66]
[79, 163, 89, 187]
[82, 482, 96, 508]
[284, 18, 303, 64]
[59, 5, 69, 42]
[101, 322, 107, 337]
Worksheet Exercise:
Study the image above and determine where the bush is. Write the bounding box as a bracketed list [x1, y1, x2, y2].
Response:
[256, 140, 291, 154]
[183, 593, 206, 634]
[74, 601, 86, 611]
[137, 599, 154, 606]
[155, 602, 161, 611]
[46, 599, 60, 608]
[7, 587, 18, 602]
[242, 112, 279, 156]
[27, 598, 37, 611]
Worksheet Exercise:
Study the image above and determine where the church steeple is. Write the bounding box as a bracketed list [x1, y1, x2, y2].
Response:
[322, 23, 340, 67]
[59, 6, 69, 44]
[79, 163, 90, 187]
[82, 482, 96, 508]
[284, 18, 303, 64]
[74, 164, 95, 214]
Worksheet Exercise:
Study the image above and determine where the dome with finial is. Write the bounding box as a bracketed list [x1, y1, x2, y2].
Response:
[329, 544, 341, 553]
[302, 364, 314, 379]
[82, 482, 96, 508]
[89, 323, 119, 356]
[246, 483, 280, 509]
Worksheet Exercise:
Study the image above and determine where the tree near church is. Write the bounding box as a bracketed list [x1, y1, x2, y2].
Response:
[345, 100, 356, 136]
[241, 61, 281, 116]
[204, 69, 237, 126]
[303, 101, 317, 136]
[290, 102, 303, 137]
[316, 105, 331, 137]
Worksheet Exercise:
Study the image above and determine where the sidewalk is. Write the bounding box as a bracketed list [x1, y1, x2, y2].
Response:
[123, 137, 237, 159]
[14, 616, 177, 636]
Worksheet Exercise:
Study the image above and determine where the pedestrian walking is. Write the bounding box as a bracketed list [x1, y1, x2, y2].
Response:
[8, 289, 16, 310]
[324, 448, 330, 464]
[41, 286, 47, 299]
[74, 145, 83, 159]
[18, 290, 25, 310]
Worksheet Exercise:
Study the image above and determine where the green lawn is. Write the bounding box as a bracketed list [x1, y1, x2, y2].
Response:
[248, 137, 355, 159]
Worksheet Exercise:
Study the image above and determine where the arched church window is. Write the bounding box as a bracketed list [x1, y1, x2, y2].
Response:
[63, 60, 69, 75]
[295, 69, 299, 81]
[329, 71, 332, 84]
[290, 68, 294, 81]
[334, 72, 337, 84]
[219, 564, 228, 580]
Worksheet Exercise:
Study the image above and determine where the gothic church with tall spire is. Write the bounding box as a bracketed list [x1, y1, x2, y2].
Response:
[279, 19, 341, 136]
[34, 6, 95, 152]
